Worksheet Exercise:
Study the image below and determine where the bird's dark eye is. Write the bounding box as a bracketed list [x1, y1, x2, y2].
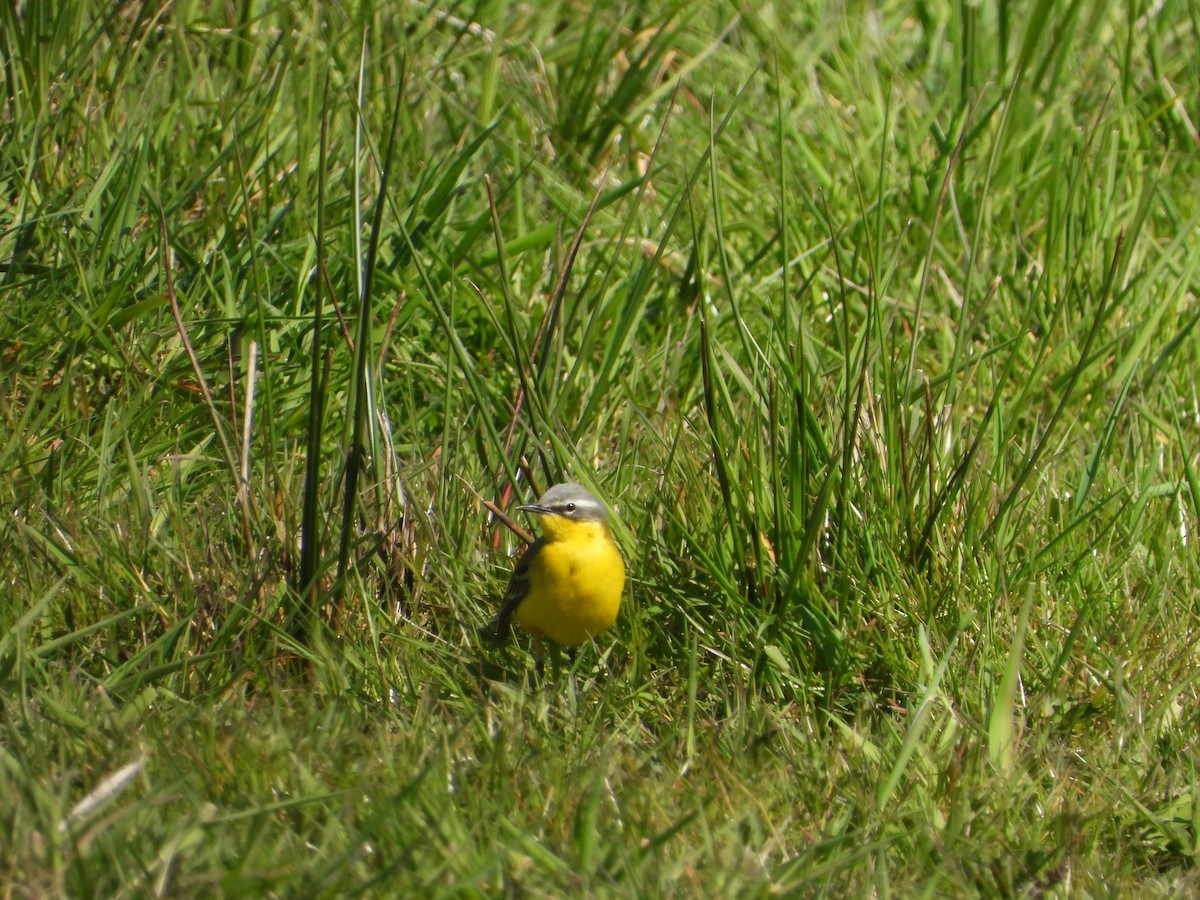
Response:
[565, 502, 576, 513]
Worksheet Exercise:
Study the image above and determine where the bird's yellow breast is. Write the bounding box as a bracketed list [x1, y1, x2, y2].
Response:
[515, 520, 625, 647]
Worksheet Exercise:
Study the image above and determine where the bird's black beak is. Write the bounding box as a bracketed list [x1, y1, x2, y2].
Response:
[517, 503, 548, 515]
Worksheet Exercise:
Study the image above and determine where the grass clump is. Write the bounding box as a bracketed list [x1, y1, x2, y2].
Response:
[2, 0, 1199, 894]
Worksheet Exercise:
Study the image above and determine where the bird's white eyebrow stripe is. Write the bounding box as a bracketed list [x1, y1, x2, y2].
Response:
[525, 483, 611, 520]
[548, 498, 606, 518]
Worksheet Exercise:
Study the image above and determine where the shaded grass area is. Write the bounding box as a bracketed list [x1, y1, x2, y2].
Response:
[2, 0, 1199, 893]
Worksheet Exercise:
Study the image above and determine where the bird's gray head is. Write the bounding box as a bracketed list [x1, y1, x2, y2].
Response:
[518, 482, 610, 521]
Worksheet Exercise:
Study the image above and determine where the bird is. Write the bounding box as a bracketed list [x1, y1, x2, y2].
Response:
[492, 482, 626, 651]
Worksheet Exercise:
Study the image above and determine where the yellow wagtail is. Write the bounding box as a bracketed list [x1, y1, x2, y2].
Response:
[492, 483, 625, 648]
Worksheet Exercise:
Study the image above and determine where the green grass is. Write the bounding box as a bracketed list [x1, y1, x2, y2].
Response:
[3, 0, 1200, 894]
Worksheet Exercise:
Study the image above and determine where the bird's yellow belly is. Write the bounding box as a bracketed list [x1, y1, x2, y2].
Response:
[515, 538, 625, 646]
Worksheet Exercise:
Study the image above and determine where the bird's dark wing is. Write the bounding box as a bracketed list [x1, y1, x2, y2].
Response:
[488, 538, 544, 640]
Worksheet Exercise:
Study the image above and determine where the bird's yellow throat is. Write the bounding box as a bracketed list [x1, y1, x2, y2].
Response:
[514, 517, 625, 647]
